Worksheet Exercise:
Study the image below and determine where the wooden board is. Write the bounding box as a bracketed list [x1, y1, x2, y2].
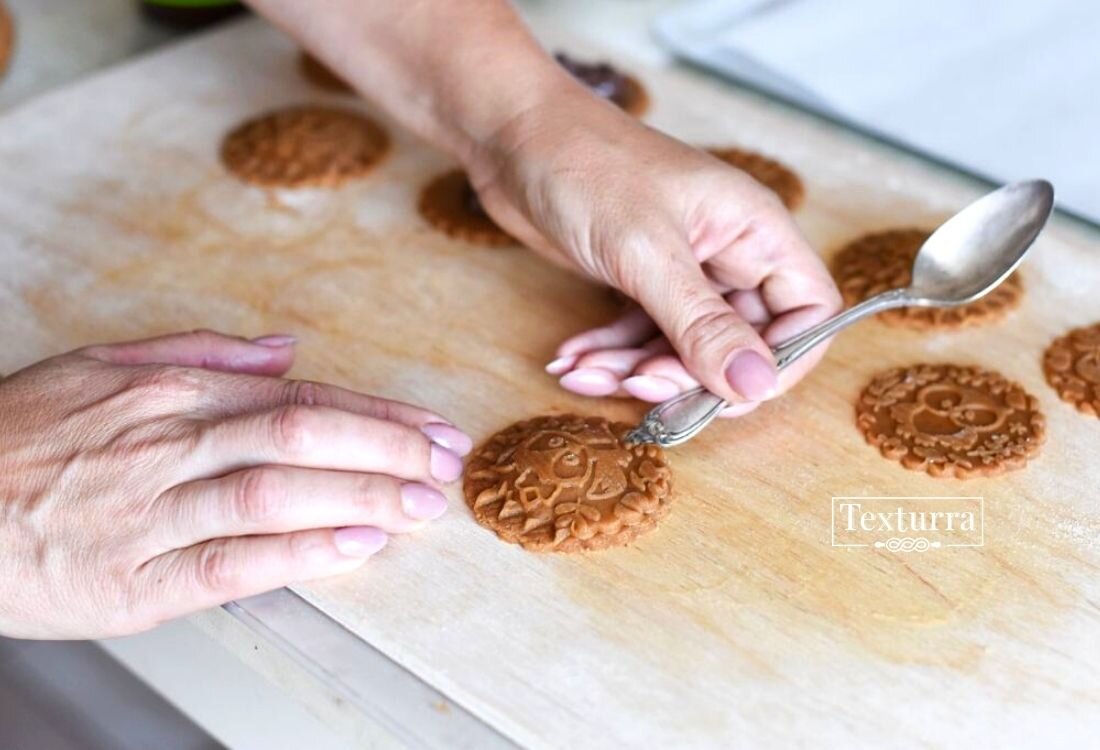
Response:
[1, 18, 1098, 749]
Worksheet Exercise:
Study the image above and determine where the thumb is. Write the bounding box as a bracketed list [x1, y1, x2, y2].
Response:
[627, 247, 777, 404]
[76, 329, 296, 376]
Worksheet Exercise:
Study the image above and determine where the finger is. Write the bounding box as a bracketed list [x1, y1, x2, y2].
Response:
[761, 302, 838, 395]
[724, 217, 842, 344]
[195, 376, 471, 455]
[153, 467, 446, 549]
[624, 359, 760, 416]
[572, 347, 654, 377]
[559, 366, 623, 397]
[552, 306, 658, 362]
[704, 210, 841, 396]
[631, 352, 701, 390]
[77, 329, 296, 376]
[136, 527, 387, 625]
[189, 405, 463, 484]
[701, 200, 840, 323]
[621, 374, 681, 402]
[625, 233, 777, 404]
[727, 289, 771, 329]
[729, 220, 840, 395]
[718, 402, 761, 419]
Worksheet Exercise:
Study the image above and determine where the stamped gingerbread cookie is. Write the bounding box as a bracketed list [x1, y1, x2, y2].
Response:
[417, 169, 515, 247]
[707, 148, 805, 210]
[299, 51, 353, 93]
[220, 105, 389, 188]
[463, 415, 673, 552]
[1043, 322, 1100, 418]
[833, 229, 1023, 329]
[555, 52, 649, 117]
[856, 364, 1045, 478]
[0, 1, 14, 78]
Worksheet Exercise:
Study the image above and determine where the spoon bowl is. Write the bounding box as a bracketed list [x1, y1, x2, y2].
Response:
[908, 179, 1054, 305]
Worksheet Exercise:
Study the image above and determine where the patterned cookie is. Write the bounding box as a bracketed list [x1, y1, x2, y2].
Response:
[220, 106, 389, 188]
[464, 415, 673, 552]
[299, 51, 353, 93]
[707, 148, 805, 210]
[417, 169, 515, 247]
[856, 364, 1045, 479]
[555, 52, 649, 117]
[0, 1, 13, 77]
[1043, 322, 1100, 417]
[833, 229, 1023, 329]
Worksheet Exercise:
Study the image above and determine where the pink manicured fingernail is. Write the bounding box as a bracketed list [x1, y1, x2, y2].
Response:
[333, 526, 388, 557]
[559, 367, 619, 396]
[725, 350, 777, 401]
[251, 334, 297, 348]
[421, 423, 473, 457]
[622, 375, 680, 402]
[430, 443, 463, 483]
[719, 403, 759, 418]
[545, 355, 577, 375]
[401, 482, 448, 521]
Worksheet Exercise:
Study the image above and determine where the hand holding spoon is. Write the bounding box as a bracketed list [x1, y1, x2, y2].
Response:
[626, 179, 1055, 448]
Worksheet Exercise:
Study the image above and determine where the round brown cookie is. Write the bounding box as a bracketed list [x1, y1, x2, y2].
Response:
[464, 415, 673, 552]
[0, 1, 14, 78]
[554, 52, 649, 117]
[1042, 322, 1100, 417]
[299, 51, 353, 93]
[417, 169, 515, 247]
[856, 364, 1045, 479]
[832, 228, 1023, 329]
[220, 105, 389, 188]
[612, 75, 649, 118]
[707, 147, 805, 210]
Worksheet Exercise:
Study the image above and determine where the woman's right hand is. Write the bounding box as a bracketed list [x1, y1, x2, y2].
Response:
[0, 330, 470, 640]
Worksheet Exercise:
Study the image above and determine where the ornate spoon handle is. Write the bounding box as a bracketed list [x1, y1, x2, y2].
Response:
[625, 289, 911, 447]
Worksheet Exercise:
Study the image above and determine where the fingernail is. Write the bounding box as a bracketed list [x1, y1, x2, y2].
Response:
[622, 375, 680, 402]
[545, 355, 577, 376]
[559, 367, 619, 397]
[251, 334, 297, 348]
[333, 526, 388, 557]
[725, 350, 778, 401]
[400, 482, 448, 521]
[421, 423, 473, 457]
[430, 443, 463, 483]
[719, 403, 759, 418]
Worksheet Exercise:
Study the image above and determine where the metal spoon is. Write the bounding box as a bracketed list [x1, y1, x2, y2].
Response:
[626, 179, 1055, 448]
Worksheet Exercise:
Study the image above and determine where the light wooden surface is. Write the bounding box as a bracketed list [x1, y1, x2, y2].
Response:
[1, 18, 1098, 749]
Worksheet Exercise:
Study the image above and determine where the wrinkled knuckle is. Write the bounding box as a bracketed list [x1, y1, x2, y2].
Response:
[352, 475, 389, 515]
[680, 303, 743, 364]
[281, 379, 325, 407]
[187, 328, 222, 344]
[232, 467, 288, 525]
[388, 428, 429, 473]
[98, 563, 149, 636]
[128, 364, 204, 400]
[606, 230, 660, 296]
[195, 541, 237, 595]
[270, 405, 315, 455]
[286, 531, 323, 565]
